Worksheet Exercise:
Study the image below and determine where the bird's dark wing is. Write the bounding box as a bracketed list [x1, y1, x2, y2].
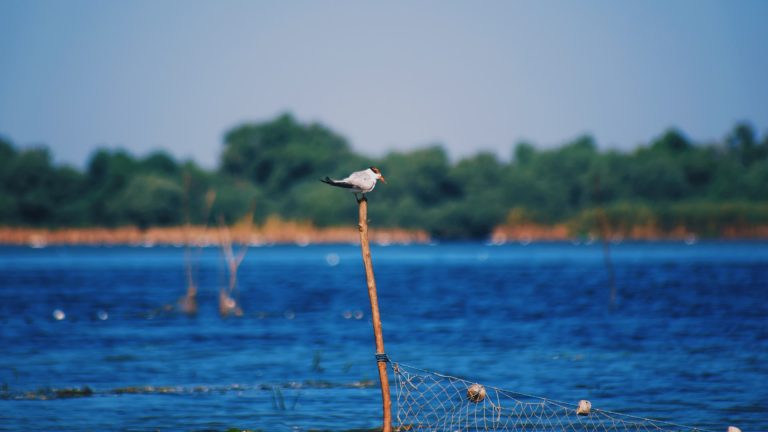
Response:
[320, 177, 356, 189]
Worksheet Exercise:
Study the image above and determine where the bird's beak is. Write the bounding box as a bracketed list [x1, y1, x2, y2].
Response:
[380, 175, 387, 184]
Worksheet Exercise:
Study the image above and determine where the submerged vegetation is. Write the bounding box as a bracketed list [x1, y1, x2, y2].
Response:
[1, 114, 767, 239]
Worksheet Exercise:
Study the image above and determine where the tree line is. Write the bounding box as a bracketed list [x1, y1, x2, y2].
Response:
[1, 113, 767, 238]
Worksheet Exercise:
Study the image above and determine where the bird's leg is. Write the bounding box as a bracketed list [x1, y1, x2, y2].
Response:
[354, 193, 361, 203]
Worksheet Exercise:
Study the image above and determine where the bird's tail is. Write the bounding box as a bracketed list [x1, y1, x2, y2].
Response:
[320, 177, 355, 189]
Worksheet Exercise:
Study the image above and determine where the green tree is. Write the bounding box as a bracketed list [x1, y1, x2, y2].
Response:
[726, 122, 762, 166]
[86, 149, 139, 224]
[50, 166, 87, 226]
[221, 113, 356, 194]
[625, 148, 689, 201]
[651, 128, 691, 153]
[209, 178, 262, 225]
[140, 150, 179, 176]
[508, 135, 598, 220]
[110, 174, 184, 228]
[377, 146, 459, 208]
[3, 147, 55, 225]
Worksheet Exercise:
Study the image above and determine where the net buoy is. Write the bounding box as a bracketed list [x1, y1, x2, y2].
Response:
[466, 384, 486, 403]
[577, 399, 591, 415]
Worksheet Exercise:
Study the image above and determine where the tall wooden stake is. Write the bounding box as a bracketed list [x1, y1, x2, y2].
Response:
[357, 196, 392, 432]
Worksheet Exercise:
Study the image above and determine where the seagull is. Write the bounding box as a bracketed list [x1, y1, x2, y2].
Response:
[321, 166, 387, 201]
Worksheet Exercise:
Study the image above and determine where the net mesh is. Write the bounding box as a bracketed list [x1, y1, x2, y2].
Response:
[392, 362, 712, 432]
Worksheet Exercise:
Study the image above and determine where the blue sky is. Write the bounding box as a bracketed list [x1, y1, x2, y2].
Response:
[1, 0, 766, 168]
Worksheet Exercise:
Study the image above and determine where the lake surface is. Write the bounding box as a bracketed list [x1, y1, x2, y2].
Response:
[0, 241, 766, 431]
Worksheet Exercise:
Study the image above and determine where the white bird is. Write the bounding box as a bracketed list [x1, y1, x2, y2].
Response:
[321, 166, 387, 201]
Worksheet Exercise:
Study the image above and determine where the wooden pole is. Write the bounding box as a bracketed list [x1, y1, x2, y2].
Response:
[599, 214, 617, 308]
[357, 196, 392, 432]
[593, 175, 617, 309]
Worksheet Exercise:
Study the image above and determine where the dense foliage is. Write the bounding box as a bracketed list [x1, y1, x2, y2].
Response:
[1, 114, 767, 238]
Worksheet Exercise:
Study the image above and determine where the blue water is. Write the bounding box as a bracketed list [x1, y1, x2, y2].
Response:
[0, 242, 766, 431]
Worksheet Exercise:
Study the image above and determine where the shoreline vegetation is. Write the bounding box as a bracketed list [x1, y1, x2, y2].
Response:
[2, 114, 768, 240]
[2, 220, 766, 247]
[0, 219, 430, 247]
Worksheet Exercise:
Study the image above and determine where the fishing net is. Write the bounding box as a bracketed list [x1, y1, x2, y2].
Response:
[392, 362, 710, 432]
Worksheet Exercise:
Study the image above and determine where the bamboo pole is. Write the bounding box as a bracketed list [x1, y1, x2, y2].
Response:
[357, 196, 392, 432]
